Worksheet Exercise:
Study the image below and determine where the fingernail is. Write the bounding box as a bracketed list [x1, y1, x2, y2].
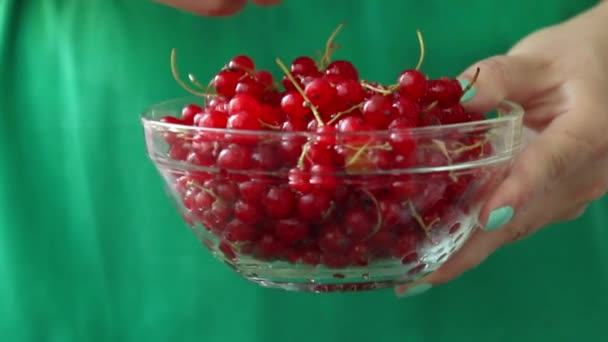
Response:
[485, 206, 514, 231]
[397, 283, 432, 298]
[458, 78, 476, 103]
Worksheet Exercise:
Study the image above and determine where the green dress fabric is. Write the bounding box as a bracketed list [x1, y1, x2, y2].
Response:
[1, 1, 606, 341]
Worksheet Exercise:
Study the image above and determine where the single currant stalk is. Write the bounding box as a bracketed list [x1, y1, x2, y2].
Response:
[170, 48, 216, 98]
[407, 201, 438, 240]
[326, 103, 364, 125]
[360, 29, 426, 95]
[188, 73, 209, 92]
[276, 57, 325, 126]
[460, 67, 481, 102]
[190, 181, 221, 202]
[414, 29, 425, 71]
[318, 21, 346, 70]
[359, 189, 383, 240]
[296, 143, 311, 170]
[344, 141, 373, 168]
[258, 120, 281, 130]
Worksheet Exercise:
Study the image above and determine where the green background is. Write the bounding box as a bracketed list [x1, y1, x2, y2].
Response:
[1, 1, 606, 341]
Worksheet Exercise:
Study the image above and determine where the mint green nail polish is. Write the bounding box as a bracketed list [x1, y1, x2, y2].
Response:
[458, 78, 476, 103]
[485, 206, 514, 231]
[400, 283, 432, 298]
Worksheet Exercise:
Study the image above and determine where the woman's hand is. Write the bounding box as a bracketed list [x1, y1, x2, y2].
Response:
[396, 1, 608, 297]
[154, 0, 281, 16]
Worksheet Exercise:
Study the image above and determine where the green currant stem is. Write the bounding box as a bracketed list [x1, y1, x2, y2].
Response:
[344, 142, 392, 151]
[275, 58, 325, 126]
[360, 189, 383, 240]
[171, 48, 216, 98]
[407, 201, 436, 240]
[188, 73, 210, 92]
[326, 103, 364, 125]
[360, 81, 393, 95]
[297, 143, 311, 169]
[460, 67, 480, 100]
[345, 141, 372, 167]
[415, 29, 426, 71]
[190, 182, 220, 201]
[422, 101, 439, 114]
[258, 120, 281, 130]
[319, 21, 345, 69]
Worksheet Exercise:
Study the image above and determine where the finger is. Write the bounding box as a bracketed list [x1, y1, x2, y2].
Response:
[155, 0, 247, 16]
[458, 55, 555, 113]
[555, 205, 588, 222]
[250, 0, 282, 5]
[395, 228, 503, 296]
[479, 109, 597, 232]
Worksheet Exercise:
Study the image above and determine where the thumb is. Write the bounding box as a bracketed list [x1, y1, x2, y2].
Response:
[155, 0, 247, 16]
[458, 54, 553, 113]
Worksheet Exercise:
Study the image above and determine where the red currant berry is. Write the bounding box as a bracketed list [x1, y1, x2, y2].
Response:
[234, 201, 261, 224]
[228, 55, 255, 71]
[281, 91, 309, 121]
[160, 116, 183, 125]
[217, 144, 252, 170]
[335, 79, 365, 107]
[290, 56, 319, 76]
[197, 110, 227, 129]
[304, 78, 336, 108]
[288, 168, 312, 194]
[213, 69, 244, 98]
[309, 164, 338, 192]
[239, 180, 268, 204]
[297, 190, 333, 221]
[181, 104, 202, 125]
[275, 219, 311, 245]
[228, 93, 260, 116]
[425, 78, 463, 107]
[325, 60, 359, 80]
[254, 70, 274, 88]
[397, 69, 427, 100]
[227, 112, 261, 131]
[263, 187, 296, 219]
[235, 77, 265, 100]
[362, 95, 397, 129]
[225, 219, 257, 243]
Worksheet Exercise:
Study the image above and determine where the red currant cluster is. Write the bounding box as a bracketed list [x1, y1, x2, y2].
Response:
[157, 26, 496, 271]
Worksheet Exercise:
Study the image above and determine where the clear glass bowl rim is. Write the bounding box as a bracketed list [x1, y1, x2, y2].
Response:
[140, 97, 524, 138]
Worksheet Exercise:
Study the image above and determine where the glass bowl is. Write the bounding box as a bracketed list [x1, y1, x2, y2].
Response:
[141, 97, 523, 292]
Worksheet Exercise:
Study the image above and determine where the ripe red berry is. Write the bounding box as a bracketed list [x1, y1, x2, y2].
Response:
[217, 144, 252, 170]
[225, 219, 257, 243]
[275, 219, 311, 245]
[235, 77, 265, 100]
[290, 56, 319, 76]
[197, 110, 227, 129]
[254, 70, 274, 88]
[160, 116, 184, 125]
[228, 93, 260, 116]
[213, 69, 243, 98]
[362, 95, 397, 129]
[397, 69, 427, 100]
[281, 91, 309, 121]
[263, 187, 296, 219]
[228, 55, 255, 71]
[304, 78, 336, 108]
[335, 79, 365, 107]
[227, 112, 261, 131]
[425, 78, 463, 107]
[325, 60, 359, 80]
[297, 190, 333, 221]
[181, 104, 202, 125]
[288, 168, 312, 194]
